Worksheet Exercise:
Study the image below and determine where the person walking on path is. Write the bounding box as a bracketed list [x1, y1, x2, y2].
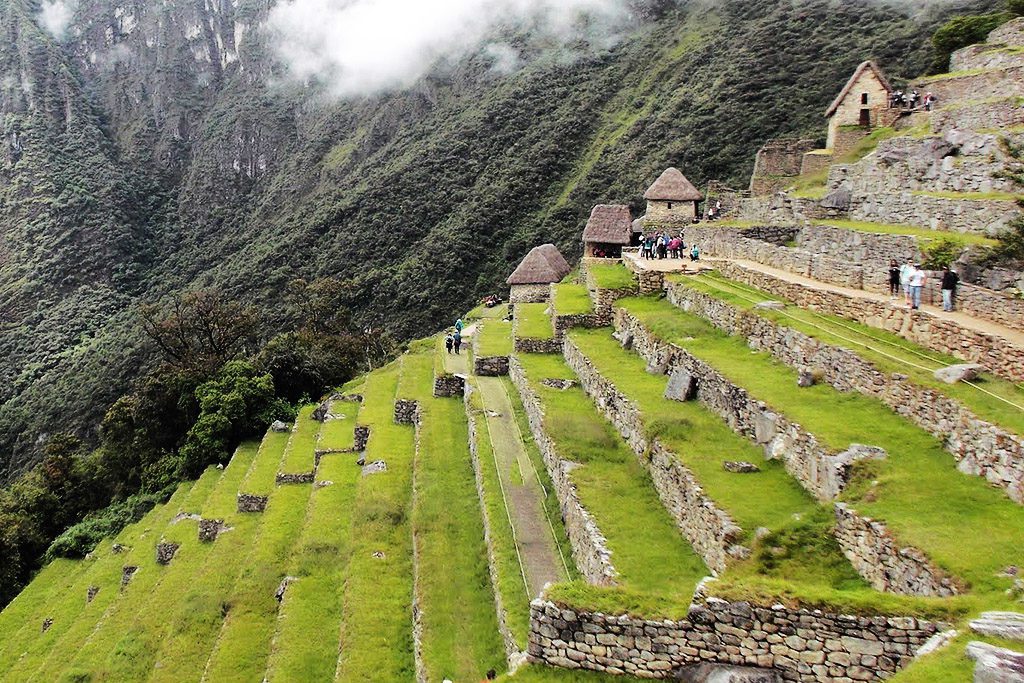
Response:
[941, 266, 960, 312]
[455, 318, 464, 333]
[908, 263, 926, 310]
[888, 260, 901, 297]
[445, 334, 454, 354]
[453, 331, 462, 354]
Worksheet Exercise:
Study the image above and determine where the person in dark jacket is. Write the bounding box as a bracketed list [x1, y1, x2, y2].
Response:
[888, 260, 901, 297]
[941, 266, 960, 312]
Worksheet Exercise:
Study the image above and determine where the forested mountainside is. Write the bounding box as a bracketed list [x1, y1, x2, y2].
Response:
[0, 0, 998, 478]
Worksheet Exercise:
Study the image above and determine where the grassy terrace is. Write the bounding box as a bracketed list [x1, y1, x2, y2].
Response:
[552, 283, 593, 315]
[680, 272, 1024, 437]
[279, 404, 319, 474]
[264, 405, 362, 682]
[0, 482, 195, 679]
[566, 330, 868, 600]
[618, 296, 1024, 604]
[466, 303, 509, 320]
[200, 430, 310, 682]
[37, 467, 223, 680]
[516, 352, 707, 609]
[143, 441, 262, 683]
[809, 219, 998, 248]
[334, 360, 416, 681]
[476, 320, 514, 357]
[585, 261, 634, 290]
[404, 342, 506, 681]
[516, 302, 554, 340]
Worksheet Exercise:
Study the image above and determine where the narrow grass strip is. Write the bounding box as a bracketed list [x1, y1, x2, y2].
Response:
[0, 559, 89, 661]
[242, 429, 292, 495]
[405, 346, 506, 681]
[334, 361, 417, 681]
[477, 320, 514, 357]
[279, 404, 320, 474]
[516, 303, 554, 340]
[618, 297, 1024, 599]
[552, 283, 593, 315]
[516, 353, 706, 600]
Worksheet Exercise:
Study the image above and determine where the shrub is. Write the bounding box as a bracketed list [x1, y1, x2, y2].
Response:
[43, 488, 173, 561]
[931, 11, 1011, 72]
[922, 237, 966, 269]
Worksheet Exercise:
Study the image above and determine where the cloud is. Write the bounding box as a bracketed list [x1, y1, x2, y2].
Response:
[265, 0, 637, 96]
[38, 0, 78, 39]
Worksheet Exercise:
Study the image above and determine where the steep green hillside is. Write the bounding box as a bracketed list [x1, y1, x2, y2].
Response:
[0, 0, 999, 477]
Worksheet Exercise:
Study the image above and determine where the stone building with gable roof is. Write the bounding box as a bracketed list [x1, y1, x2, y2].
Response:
[643, 167, 702, 224]
[825, 60, 893, 153]
[506, 243, 571, 303]
[582, 204, 634, 258]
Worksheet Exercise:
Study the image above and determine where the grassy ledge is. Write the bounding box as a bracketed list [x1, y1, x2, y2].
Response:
[585, 261, 635, 291]
[476, 320, 514, 357]
[516, 303, 554, 340]
[552, 283, 594, 315]
[279, 404, 320, 474]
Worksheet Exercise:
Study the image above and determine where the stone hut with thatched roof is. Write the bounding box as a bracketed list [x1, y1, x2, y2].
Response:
[506, 243, 572, 303]
[643, 168, 702, 224]
[825, 60, 892, 153]
[582, 204, 633, 258]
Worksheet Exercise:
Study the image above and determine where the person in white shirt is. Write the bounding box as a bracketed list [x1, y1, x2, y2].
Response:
[899, 259, 914, 305]
[907, 264, 927, 310]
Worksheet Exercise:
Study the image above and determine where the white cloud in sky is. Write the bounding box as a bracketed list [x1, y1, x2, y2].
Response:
[265, 0, 636, 96]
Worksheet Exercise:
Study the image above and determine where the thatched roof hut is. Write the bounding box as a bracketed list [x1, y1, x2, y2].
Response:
[644, 168, 702, 202]
[582, 205, 633, 246]
[506, 244, 571, 285]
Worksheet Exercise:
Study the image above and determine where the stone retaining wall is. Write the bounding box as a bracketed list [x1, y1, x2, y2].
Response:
[433, 373, 465, 397]
[528, 594, 943, 681]
[562, 337, 744, 574]
[553, 313, 609, 341]
[475, 356, 511, 376]
[509, 357, 618, 586]
[717, 262, 1024, 382]
[236, 493, 268, 512]
[931, 97, 1024, 134]
[514, 337, 562, 354]
[622, 254, 665, 294]
[664, 280, 1024, 504]
[913, 65, 1024, 107]
[849, 191, 1019, 236]
[464, 384, 528, 668]
[394, 399, 419, 425]
[613, 310, 865, 503]
[833, 504, 961, 597]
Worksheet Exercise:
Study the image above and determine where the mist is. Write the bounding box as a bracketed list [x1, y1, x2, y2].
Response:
[38, 0, 77, 38]
[265, 0, 640, 97]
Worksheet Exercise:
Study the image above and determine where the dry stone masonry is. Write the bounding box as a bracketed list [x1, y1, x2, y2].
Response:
[514, 337, 562, 354]
[236, 493, 268, 513]
[509, 357, 619, 586]
[121, 565, 138, 588]
[528, 593, 944, 681]
[474, 356, 510, 377]
[198, 518, 225, 543]
[155, 542, 180, 565]
[394, 399, 419, 425]
[665, 280, 1024, 503]
[433, 373, 465, 398]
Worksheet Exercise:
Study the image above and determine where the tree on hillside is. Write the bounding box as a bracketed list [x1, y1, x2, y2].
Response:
[930, 0, 1023, 72]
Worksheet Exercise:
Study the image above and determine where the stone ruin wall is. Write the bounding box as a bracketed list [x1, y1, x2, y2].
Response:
[514, 337, 562, 354]
[433, 373, 465, 398]
[510, 283, 551, 304]
[612, 308, 961, 597]
[717, 261, 1024, 382]
[528, 595, 943, 682]
[750, 139, 818, 196]
[664, 280, 1024, 504]
[463, 384, 525, 667]
[474, 356, 511, 377]
[561, 336, 743, 575]
[912, 64, 1024, 107]
[833, 504, 961, 597]
[621, 251, 665, 294]
[509, 356, 619, 586]
[553, 313, 610, 341]
[930, 98, 1024, 134]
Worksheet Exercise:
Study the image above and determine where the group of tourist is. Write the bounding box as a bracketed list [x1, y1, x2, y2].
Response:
[444, 318, 464, 354]
[640, 232, 700, 261]
[888, 259, 960, 312]
[890, 89, 938, 111]
[705, 200, 724, 221]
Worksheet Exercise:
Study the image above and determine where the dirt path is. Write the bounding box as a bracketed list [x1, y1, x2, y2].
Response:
[474, 376, 566, 598]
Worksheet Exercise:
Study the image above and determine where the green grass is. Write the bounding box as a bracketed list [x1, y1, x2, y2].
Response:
[466, 303, 509, 320]
[334, 360, 417, 681]
[318, 394, 361, 451]
[43, 467, 224, 681]
[279, 404, 319, 474]
[567, 329, 863, 595]
[404, 344, 506, 681]
[506, 663, 649, 682]
[264, 410, 362, 682]
[516, 303, 554, 340]
[586, 261, 635, 291]
[476, 320, 514, 357]
[242, 429, 292, 495]
[810, 219, 998, 247]
[616, 296, 1024, 600]
[679, 272, 1024, 437]
[552, 283, 593, 315]
[516, 353, 707, 599]
[891, 633, 1024, 683]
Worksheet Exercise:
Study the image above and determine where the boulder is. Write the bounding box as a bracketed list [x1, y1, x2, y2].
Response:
[270, 420, 289, 433]
[664, 369, 697, 402]
[678, 664, 779, 682]
[311, 399, 330, 422]
[754, 301, 785, 311]
[723, 461, 760, 474]
[934, 363, 985, 384]
[645, 356, 670, 375]
[966, 641, 1024, 683]
[970, 612, 1024, 642]
[797, 370, 816, 387]
[361, 460, 387, 476]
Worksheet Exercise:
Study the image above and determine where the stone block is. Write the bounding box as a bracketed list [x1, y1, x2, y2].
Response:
[361, 460, 387, 476]
[270, 420, 289, 432]
[723, 461, 761, 474]
[966, 641, 1024, 683]
[237, 493, 268, 513]
[156, 542, 179, 565]
[665, 369, 697, 402]
[934, 363, 986, 384]
[969, 612, 1024, 642]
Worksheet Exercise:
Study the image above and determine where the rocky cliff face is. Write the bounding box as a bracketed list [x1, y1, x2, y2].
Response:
[0, 0, 995, 476]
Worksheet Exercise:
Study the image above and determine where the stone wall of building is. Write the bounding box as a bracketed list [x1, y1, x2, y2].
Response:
[613, 309, 876, 504]
[750, 139, 817, 196]
[475, 356, 511, 377]
[646, 199, 697, 223]
[528, 593, 944, 681]
[800, 150, 833, 178]
[511, 283, 551, 304]
[833, 504, 961, 597]
[562, 337, 744, 574]
[509, 357, 619, 586]
[717, 261, 1024, 382]
[664, 280, 1024, 504]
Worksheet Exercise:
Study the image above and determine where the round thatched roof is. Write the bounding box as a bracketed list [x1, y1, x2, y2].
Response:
[643, 167, 702, 202]
[507, 244, 572, 285]
[582, 205, 633, 245]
